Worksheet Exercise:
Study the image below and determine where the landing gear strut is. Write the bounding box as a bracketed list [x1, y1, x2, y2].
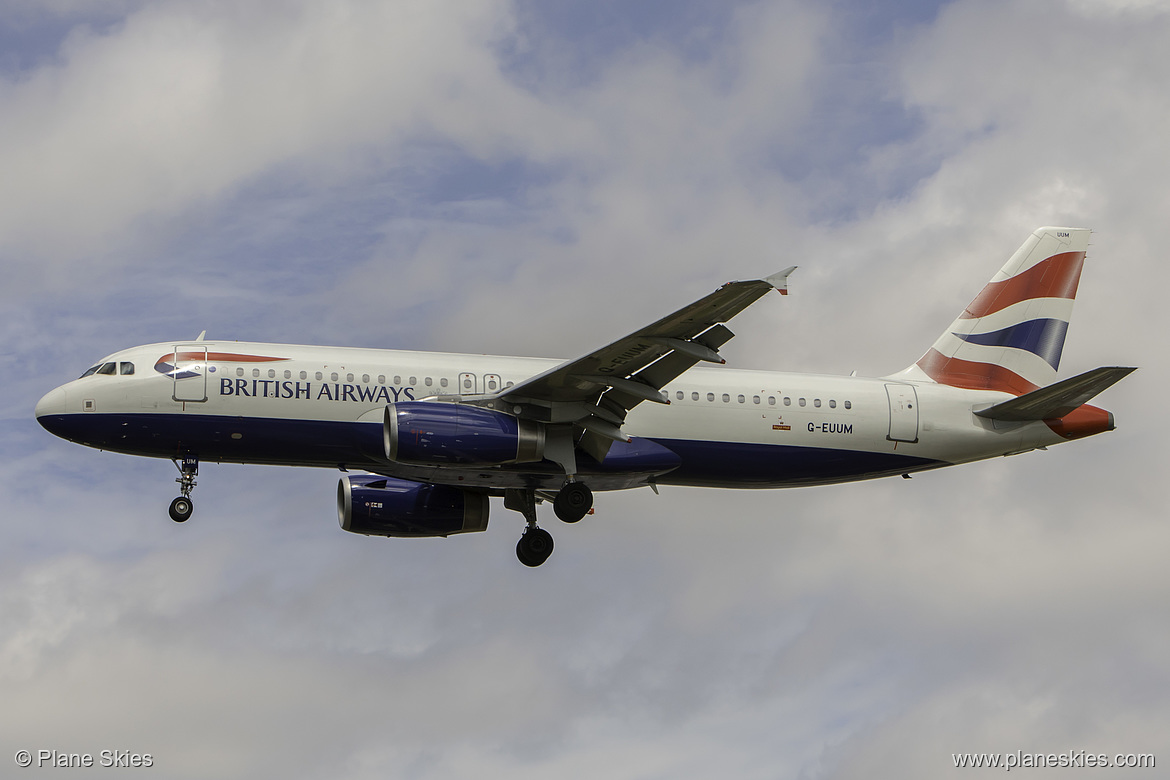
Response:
[169, 456, 198, 523]
[505, 488, 554, 567]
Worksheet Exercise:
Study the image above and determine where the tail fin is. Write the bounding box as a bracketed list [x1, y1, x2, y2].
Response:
[903, 226, 1090, 395]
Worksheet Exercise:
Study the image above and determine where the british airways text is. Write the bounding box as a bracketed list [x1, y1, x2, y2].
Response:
[219, 378, 416, 402]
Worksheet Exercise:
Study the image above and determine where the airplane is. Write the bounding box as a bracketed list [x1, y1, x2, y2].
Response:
[35, 226, 1134, 566]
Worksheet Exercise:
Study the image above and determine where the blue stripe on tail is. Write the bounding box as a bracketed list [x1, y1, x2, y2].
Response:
[952, 319, 1069, 370]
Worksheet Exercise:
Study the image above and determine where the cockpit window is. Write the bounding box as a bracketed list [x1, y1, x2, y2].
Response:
[80, 361, 135, 378]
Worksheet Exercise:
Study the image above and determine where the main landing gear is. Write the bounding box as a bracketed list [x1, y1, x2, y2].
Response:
[169, 456, 198, 523]
[506, 481, 595, 567]
[553, 481, 592, 523]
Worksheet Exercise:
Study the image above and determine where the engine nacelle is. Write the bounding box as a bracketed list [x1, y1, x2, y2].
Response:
[337, 475, 489, 538]
[384, 402, 545, 466]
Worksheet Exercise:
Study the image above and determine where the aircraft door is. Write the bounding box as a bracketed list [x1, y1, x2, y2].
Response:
[458, 373, 478, 395]
[172, 345, 208, 402]
[885, 383, 919, 443]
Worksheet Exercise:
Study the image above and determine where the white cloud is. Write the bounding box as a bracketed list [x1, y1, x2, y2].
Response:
[4, 1, 1168, 778]
[0, 0, 581, 275]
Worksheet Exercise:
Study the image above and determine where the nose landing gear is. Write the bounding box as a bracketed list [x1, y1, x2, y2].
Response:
[169, 457, 198, 523]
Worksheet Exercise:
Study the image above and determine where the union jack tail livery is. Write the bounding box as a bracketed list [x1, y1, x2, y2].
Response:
[911, 226, 1089, 395]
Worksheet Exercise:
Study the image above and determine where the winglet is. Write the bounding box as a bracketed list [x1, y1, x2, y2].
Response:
[766, 266, 797, 296]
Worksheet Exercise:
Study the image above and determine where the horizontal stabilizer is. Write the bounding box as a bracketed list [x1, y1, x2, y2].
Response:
[974, 366, 1136, 421]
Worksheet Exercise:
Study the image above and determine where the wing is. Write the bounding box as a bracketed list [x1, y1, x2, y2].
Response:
[475, 267, 796, 461]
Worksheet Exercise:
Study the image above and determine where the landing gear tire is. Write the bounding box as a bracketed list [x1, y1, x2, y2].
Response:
[169, 496, 193, 523]
[554, 482, 592, 523]
[516, 527, 554, 567]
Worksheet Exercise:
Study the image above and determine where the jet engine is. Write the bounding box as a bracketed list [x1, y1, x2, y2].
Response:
[384, 401, 545, 466]
[337, 474, 489, 537]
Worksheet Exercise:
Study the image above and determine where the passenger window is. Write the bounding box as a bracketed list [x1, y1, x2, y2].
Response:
[315, 371, 323, 381]
[97, 362, 116, 375]
[798, 398, 806, 407]
[814, 399, 821, 408]
[707, 393, 715, 402]
[768, 396, 776, 405]
[394, 376, 401, 385]
[829, 399, 836, 409]
[331, 373, 339, 382]
[346, 373, 354, 382]
[737, 394, 745, 404]
[676, 391, 684, 400]
[283, 370, 291, 379]
[300, 371, 308, 380]
[426, 377, 434, 387]
[722, 393, 730, 403]
[844, 400, 852, 410]
[440, 378, 448, 388]
[753, 395, 760, 404]
[269, 369, 276, 379]
[784, 397, 791, 406]
[378, 375, 386, 384]
[119, 362, 134, 375]
[252, 368, 260, 378]
[410, 376, 417, 385]
[237, 367, 244, 377]
[692, 392, 699, 401]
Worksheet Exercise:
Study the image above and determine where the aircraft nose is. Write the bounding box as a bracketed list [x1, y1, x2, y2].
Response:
[36, 385, 67, 419]
[35, 385, 71, 438]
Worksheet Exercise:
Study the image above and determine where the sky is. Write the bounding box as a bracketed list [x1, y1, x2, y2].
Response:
[1, 0, 1166, 777]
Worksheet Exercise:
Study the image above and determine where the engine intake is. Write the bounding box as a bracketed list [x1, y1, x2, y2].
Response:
[385, 402, 545, 466]
[337, 475, 489, 538]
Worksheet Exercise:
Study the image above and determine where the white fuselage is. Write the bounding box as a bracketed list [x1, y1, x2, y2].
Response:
[35, 340, 1071, 492]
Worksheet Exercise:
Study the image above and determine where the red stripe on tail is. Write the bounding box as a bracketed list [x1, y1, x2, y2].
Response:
[916, 348, 1040, 395]
[961, 251, 1085, 319]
